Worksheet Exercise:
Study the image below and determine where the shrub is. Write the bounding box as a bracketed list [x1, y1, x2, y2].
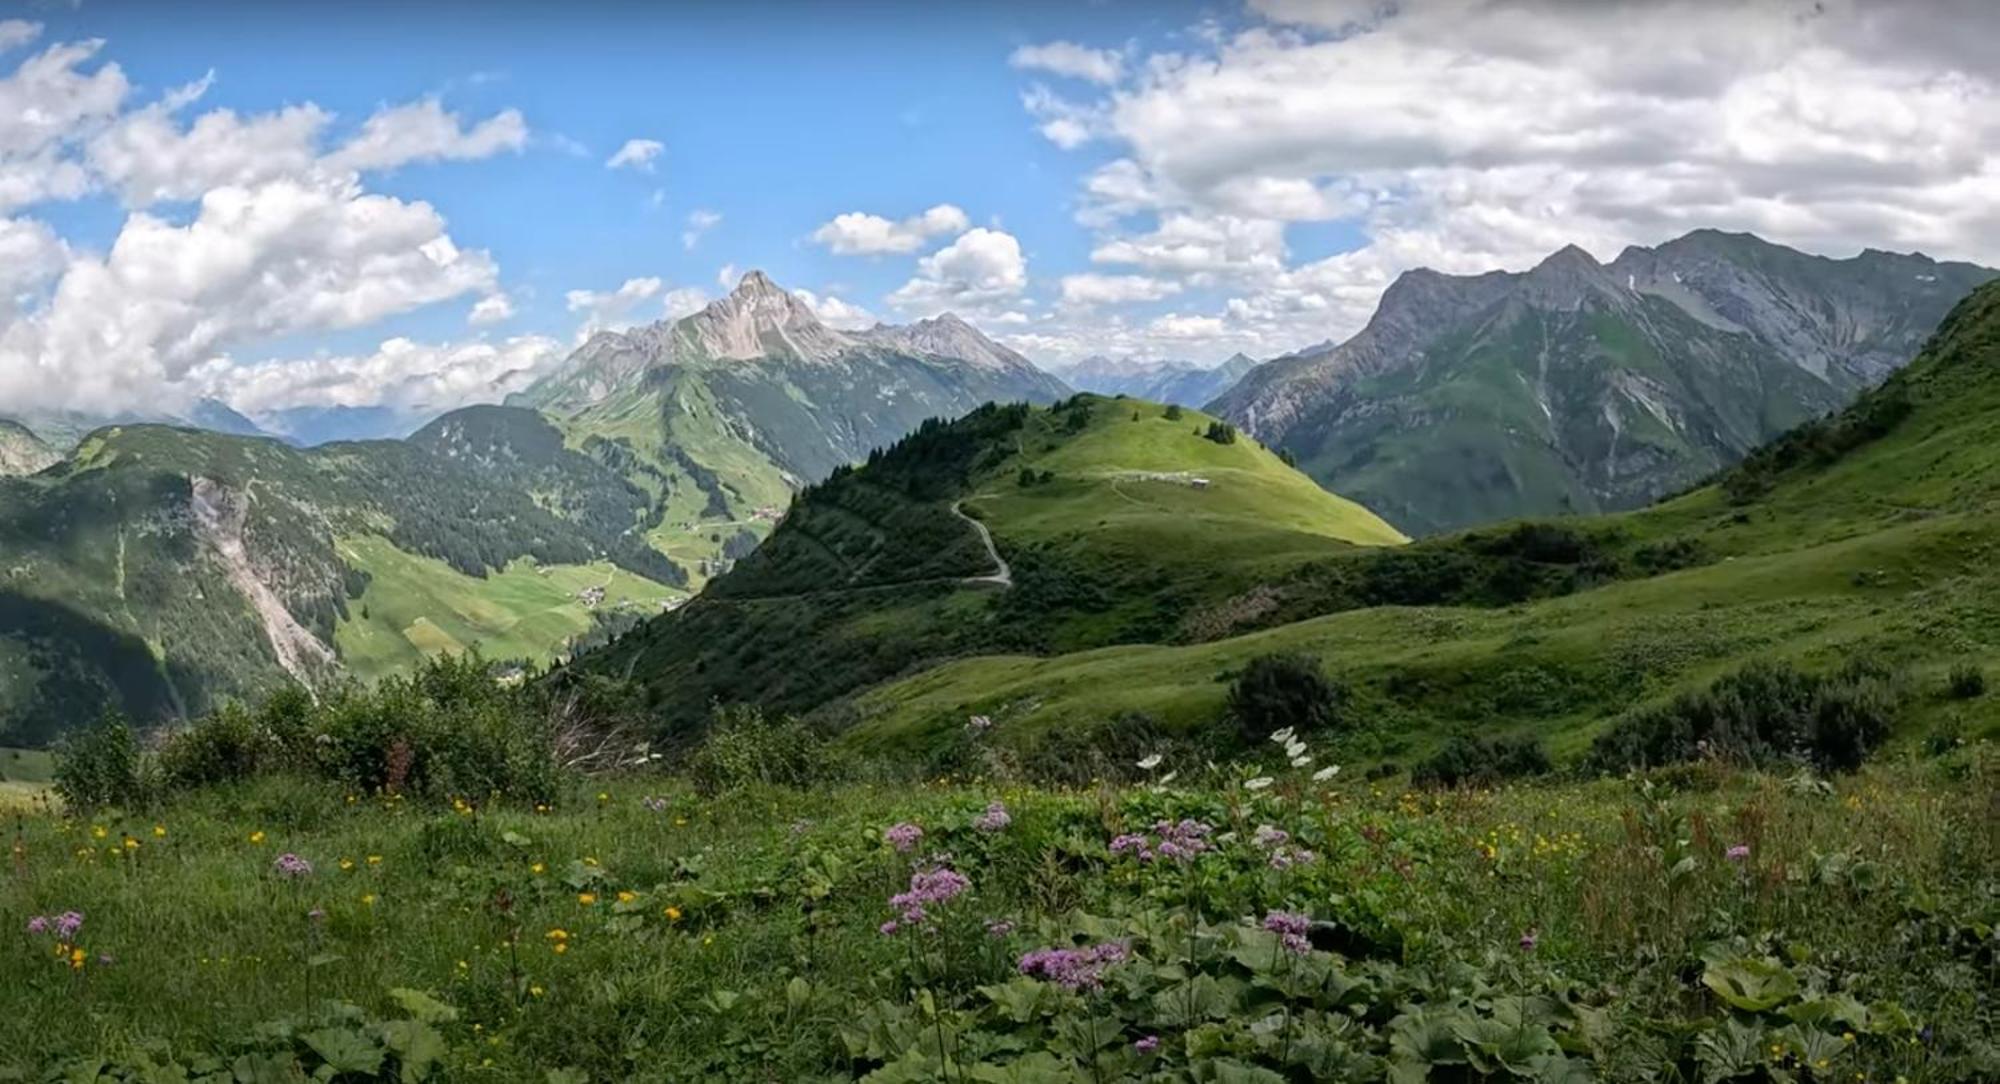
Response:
[1586, 658, 1902, 774]
[1164, 404, 1184, 420]
[1411, 735, 1551, 788]
[1203, 421, 1238, 445]
[158, 701, 274, 790]
[1945, 662, 1985, 699]
[1227, 653, 1341, 743]
[684, 706, 845, 795]
[1016, 710, 1214, 786]
[53, 711, 146, 810]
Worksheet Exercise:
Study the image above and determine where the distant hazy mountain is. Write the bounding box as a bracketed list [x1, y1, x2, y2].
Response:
[7, 398, 280, 450]
[1211, 229, 1998, 535]
[261, 405, 434, 446]
[509, 270, 1070, 576]
[1052, 353, 1259, 408]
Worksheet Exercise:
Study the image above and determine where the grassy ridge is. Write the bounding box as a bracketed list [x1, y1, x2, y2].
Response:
[848, 282, 2000, 763]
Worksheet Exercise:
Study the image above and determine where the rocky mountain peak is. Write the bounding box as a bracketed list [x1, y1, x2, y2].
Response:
[680, 270, 852, 362]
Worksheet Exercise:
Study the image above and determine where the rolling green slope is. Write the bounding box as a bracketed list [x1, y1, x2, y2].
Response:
[851, 280, 2000, 762]
[0, 423, 684, 744]
[570, 395, 1404, 735]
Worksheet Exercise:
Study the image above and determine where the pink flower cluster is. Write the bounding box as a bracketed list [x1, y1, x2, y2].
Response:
[1109, 819, 1214, 863]
[880, 866, 971, 934]
[884, 822, 924, 853]
[272, 853, 314, 879]
[24, 910, 83, 939]
[973, 801, 1012, 832]
[1262, 910, 1312, 955]
[1017, 940, 1129, 990]
[1253, 824, 1317, 869]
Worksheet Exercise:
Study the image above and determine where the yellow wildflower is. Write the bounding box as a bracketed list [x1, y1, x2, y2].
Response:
[152, 825, 167, 838]
[530, 862, 545, 875]
[577, 892, 597, 906]
[616, 891, 637, 904]
[665, 906, 682, 922]
[91, 826, 108, 840]
[249, 831, 266, 845]
[360, 893, 377, 907]
[366, 855, 382, 866]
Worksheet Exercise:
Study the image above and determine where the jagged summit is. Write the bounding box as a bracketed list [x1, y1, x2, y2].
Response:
[856, 311, 1036, 373]
[677, 269, 852, 362]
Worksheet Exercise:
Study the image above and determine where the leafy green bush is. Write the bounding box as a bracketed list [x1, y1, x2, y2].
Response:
[1202, 421, 1238, 444]
[1410, 734, 1550, 788]
[52, 711, 146, 810]
[1945, 662, 1985, 699]
[1227, 653, 1342, 743]
[1587, 658, 1902, 774]
[158, 701, 274, 790]
[684, 705, 846, 795]
[1164, 403, 1184, 420]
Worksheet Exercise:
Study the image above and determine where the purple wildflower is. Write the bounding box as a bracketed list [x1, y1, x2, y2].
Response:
[884, 822, 924, 853]
[1262, 910, 1311, 955]
[25, 915, 49, 936]
[272, 853, 314, 879]
[53, 911, 83, 939]
[96, 953, 115, 967]
[1725, 844, 1751, 862]
[1519, 927, 1539, 953]
[1267, 846, 1317, 870]
[1252, 825, 1290, 849]
[1109, 819, 1214, 864]
[885, 866, 972, 929]
[1017, 941, 1129, 990]
[879, 920, 900, 936]
[1135, 1035, 1160, 1053]
[973, 801, 1012, 833]
[985, 919, 1015, 938]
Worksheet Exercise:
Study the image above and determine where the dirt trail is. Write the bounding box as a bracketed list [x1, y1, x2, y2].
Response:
[951, 500, 1012, 588]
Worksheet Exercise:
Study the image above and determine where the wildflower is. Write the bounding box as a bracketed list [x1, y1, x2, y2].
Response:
[642, 796, 668, 813]
[1252, 825, 1290, 849]
[307, 908, 327, 924]
[884, 822, 924, 853]
[91, 825, 107, 840]
[878, 920, 900, 936]
[152, 825, 167, 838]
[1519, 928, 1539, 953]
[1110, 819, 1214, 864]
[366, 855, 382, 866]
[68, 947, 85, 970]
[271, 853, 314, 879]
[1262, 911, 1311, 955]
[339, 857, 355, 871]
[886, 866, 972, 929]
[1726, 844, 1751, 862]
[360, 894, 377, 907]
[1269, 727, 1295, 745]
[664, 906, 682, 923]
[54, 911, 83, 939]
[1135, 1035, 1160, 1053]
[1243, 776, 1274, 791]
[985, 919, 1015, 938]
[597, 792, 609, 803]
[966, 715, 993, 734]
[1018, 942, 1128, 990]
[973, 801, 1012, 833]
[248, 831, 266, 845]
[25, 916, 48, 935]
[1136, 753, 1163, 771]
[578, 893, 598, 907]
[530, 862, 545, 875]
[1312, 765, 1341, 782]
[616, 891, 638, 905]
[529, 985, 545, 998]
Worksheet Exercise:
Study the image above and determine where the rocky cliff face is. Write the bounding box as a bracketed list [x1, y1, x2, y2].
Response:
[1210, 230, 1996, 535]
[0, 420, 57, 476]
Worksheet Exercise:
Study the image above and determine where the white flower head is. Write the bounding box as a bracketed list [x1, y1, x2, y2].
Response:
[1268, 727, 1296, 746]
[1284, 740, 1307, 759]
[1312, 765, 1341, 782]
[1156, 770, 1178, 786]
[1290, 755, 1313, 769]
[1243, 776, 1274, 792]
[1136, 753, 1163, 771]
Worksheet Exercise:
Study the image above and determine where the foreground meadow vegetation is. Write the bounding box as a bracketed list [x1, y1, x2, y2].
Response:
[4, 725, 1993, 1081]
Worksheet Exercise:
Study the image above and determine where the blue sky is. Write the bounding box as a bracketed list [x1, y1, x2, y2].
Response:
[1, 0, 1994, 430]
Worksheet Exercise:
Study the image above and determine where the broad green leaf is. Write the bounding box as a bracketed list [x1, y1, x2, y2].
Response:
[299, 1028, 384, 1075]
[381, 1020, 447, 1083]
[1701, 957, 1801, 1012]
[386, 988, 459, 1025]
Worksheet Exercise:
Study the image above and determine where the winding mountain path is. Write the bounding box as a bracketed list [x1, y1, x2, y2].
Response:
[951, 500, 1012, 588]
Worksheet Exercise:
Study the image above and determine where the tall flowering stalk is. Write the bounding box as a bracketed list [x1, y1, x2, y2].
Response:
[881, 864, 972, 1080]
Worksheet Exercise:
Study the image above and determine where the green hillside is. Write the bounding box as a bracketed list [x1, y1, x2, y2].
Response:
[848, 280, 2000, 762]
[571, 395, 1404, 734]
[0, 423, 684, 744]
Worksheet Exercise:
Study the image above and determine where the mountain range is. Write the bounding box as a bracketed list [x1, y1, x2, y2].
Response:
[1049, 353, 1260, 408]
[0, 272, 1071, 743]
[1210, 230, 1997, 534]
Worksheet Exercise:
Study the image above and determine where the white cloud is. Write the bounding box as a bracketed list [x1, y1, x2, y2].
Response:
[811, 203, 970, 255]
[605, 137, 663, 172]
[682, 208, 720, 250]
[467, 292, 514, 325]
[660, 286, 710, 321]
[1059, 272, 1182, 306]
[1009, 41, 1123, 85]
[196, 333, 565, 419]
[888, 227, 1030, 314]
[321, 98, 527, 173]
[793, 288, 878, 330]
[564, 275, 662, 333]
[0, 172, 498, 414]
[715, 263, 738, 289]
[0, 20, 42, 53]
[0, 38, 129, 212]
[1026, 0, 2000, 357]
[88, 88, 329, 206]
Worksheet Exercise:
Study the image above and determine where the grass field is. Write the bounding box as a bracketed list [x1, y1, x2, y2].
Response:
[0, 745, 51, 808]
[333, 535, 683, 678]
[3, 751, 1991, 1080]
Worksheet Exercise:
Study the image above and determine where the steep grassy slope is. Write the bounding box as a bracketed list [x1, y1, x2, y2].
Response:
[0, 424, 684, 743]
[571, 396, 1403, 735]
[850, 280, 2000, 762]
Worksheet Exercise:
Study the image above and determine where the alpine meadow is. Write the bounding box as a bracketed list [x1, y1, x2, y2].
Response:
[1, 3, 1997, 1083]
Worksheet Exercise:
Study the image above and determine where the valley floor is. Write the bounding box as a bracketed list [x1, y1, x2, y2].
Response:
[3, 751, 1993, 1081]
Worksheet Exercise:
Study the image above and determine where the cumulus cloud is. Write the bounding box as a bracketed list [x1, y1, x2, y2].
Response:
[321, 98, 527, 173]
[792, 288, 878, 330]
[812, 203, 970, 255]
[1009, 41, 1124, 85]
[887, 227, 1029, 314]
[605, 137, 662, 172]
[1059, 272, 1182, 307]
[682, 208, 720, 250]
[0, 19, 42, 53]
[1020, 0, 2000, 356]
[467, 293, 514, 326]
[660, 286, 710, 321]
[0, 37, 128, 212]
[194, 333, 564, 419]
[565, 275, 663, 333]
